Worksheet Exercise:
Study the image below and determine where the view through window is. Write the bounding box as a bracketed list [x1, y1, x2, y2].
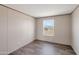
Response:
[43, 19, 54, 36]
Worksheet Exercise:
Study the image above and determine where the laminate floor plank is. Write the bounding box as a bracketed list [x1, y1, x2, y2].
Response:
[9, 40, 76, 55]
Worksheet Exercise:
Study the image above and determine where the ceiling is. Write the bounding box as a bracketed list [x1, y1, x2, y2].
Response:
[4, 4, 78, 18]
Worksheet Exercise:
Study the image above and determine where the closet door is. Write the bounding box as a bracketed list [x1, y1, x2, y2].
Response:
[0, 5, 8, 54]
[8, 9, 29, 53]
[8, 8, 35, 54]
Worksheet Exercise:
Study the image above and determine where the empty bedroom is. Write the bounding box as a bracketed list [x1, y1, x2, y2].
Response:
[0, 4, 79, 55]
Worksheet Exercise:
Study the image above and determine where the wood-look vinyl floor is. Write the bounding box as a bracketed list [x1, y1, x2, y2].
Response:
[9, 40, 76, 55]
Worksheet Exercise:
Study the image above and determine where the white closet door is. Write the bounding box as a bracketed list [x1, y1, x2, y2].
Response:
[8, 9, 31, 53]
[8, 7, 35, 54]
[0, 5, 35, 54]
[0, 5, 8, 54]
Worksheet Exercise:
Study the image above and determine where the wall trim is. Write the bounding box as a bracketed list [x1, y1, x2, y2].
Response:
[0, 4, 35, 18]
[71, 5, 79, 14]
[8, 39, 35, 54]
[72, 46, 78, 55]
[36, 39, 71, 46]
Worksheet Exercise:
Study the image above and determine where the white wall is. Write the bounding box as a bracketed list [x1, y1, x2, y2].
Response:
[72, 6, 79, 55]
[0, 5, 8, 54]
[0, 5, 35, 54]
[1, 4, 79, 55]
[35, 15, 71, 45]
[8, 8, 35, 54]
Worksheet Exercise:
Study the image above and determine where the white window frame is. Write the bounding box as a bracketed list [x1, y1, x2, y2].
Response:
[43, 19, 55, 36]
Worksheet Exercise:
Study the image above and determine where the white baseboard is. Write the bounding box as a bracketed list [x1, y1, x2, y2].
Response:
[72, 46, 79, 55]
[36, 39, 70, 45]
[8, 39, 35, 54]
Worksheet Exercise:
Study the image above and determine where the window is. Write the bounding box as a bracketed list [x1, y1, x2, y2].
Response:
[43, 19, 54, 36]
